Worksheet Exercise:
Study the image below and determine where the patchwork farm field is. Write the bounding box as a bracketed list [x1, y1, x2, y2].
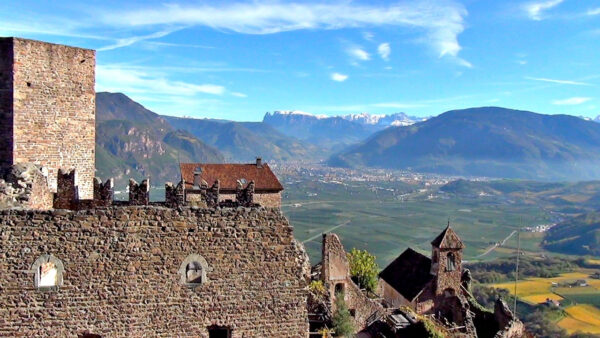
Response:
[282, 179, 552, 266]
[491, 271, 600, 334]
[558, 305, 600, 334]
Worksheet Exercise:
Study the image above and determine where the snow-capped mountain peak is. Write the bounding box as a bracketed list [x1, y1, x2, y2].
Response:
[271, 110, 328, 119]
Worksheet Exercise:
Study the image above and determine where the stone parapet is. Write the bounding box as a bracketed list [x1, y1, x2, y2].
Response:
[129, 178, 150, 205]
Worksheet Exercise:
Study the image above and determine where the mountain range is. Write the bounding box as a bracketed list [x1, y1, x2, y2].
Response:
[329, 107, 600, 180]
[162, 115, 321, 162]
[96, 93, 600, 184]
[96, 92, 224, 189]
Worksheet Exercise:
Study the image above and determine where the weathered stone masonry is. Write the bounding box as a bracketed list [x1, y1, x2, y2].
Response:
[0, 37, 95, 199]
[0, 206, 309, 337]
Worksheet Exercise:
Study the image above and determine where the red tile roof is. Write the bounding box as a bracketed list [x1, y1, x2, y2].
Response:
[180, 163, 284, 193]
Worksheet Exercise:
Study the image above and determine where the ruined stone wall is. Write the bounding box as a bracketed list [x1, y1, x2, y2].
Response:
[0, 39, 13, 169]
[9, 38, 95, 199]
[320, 234, 383, 331]
[344, 278, 384, 329]
[0, 206, 309, 337]
[253, 192, 282, 208]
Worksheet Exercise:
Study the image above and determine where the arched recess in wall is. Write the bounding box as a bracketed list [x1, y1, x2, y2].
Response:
[446, 252, 457, 272]
[179, 254, 210, 287]
[31, 254, 64, 290]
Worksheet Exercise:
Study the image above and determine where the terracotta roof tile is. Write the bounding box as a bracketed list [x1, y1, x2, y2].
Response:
[180, 163, 283, 192]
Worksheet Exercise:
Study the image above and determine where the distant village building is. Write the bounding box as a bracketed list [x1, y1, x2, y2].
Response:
[180, 158, 284, 208]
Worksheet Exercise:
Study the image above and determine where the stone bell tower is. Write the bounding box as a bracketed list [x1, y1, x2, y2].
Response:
[0, 37, 96, 199]
[430, 223, 465, 296]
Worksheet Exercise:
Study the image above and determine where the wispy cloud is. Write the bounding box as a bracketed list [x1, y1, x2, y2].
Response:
[96, 64, 226, 96]
[456, 58, 473, 68]
[331, 72, 348, 82]
[524, 0, 563, 20]
[142, 41, 214, 49]
[97, 28, 183, 51]
[587, 8, 600, 16]
[0, 18, 109, 41]
[100, 1, 468, 58]
[552, 97, 591, 105]
[347, 47, 370, 61]
[377, 43, 391, 61]
[525, 76, 592, 86]
[231, 92, 247, 98]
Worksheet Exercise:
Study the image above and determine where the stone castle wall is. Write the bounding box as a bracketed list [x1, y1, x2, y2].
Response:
[0, 38, 95, 199]
[0, 206, 309, 337]
[0, 39, 13, 169]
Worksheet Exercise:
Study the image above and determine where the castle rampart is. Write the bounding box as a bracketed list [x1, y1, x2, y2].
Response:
[0, 205, 309, 337]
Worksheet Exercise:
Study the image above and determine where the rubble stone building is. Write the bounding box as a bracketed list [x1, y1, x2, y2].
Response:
[0, 37, 95, 199]
[314, 234, 384, 329]
[179, 159, 284, 208]
[0, 38, 309, 337]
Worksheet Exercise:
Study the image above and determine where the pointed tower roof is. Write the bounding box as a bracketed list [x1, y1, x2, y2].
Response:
[431, 223, 465, 249]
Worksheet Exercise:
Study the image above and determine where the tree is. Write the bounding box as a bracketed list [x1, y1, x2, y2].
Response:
[332, 292, 354, 337]
[347, 248, 379, 292]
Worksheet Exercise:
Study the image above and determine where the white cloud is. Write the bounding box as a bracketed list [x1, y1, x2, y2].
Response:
[231, 92, 247, 98]
[588, 8, 600, 16]
[348, 47, 370, 61]
[456, 58, 473, 68]
[362, 31, 374, 41]
[331, 72, 348, 82]
[100, 1, 468, 58]
[378, 43, 391, 61]
[97, 28, 182, 51]
[517, 60, 527, 65]
[524, 0, 563, 20]
[96, 64, 225, 96]
[552, 97, 592, 105]
[525, 76, 592, 86]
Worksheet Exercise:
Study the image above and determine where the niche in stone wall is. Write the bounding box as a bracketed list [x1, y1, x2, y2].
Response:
[32, 254, 64, 290]
[179, 254, 210, 287]
[446, 252, 457, 272]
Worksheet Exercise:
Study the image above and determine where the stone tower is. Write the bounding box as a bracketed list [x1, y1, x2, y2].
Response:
[0, 37, 95, 198]
[430, 224, 464, 296]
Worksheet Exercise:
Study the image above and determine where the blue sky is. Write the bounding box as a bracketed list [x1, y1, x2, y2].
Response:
[1, 0, 598, 121]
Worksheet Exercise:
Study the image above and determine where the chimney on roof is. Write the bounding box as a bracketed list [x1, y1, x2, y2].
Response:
[193, 166, 203, 188]
[256, 157, 263, 168]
